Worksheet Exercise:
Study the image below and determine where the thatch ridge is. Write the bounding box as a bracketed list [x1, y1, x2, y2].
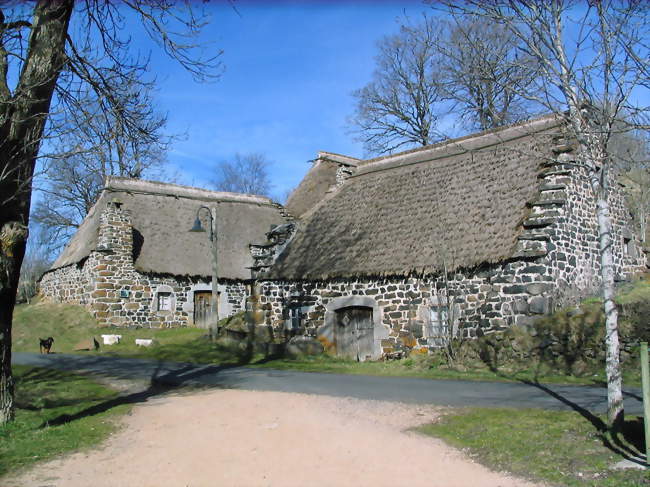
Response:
[105, 176, 278, 206]
[316, 151, 359, 167]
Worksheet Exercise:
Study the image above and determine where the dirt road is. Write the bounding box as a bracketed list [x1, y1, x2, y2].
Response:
[7, 390, 539, 487]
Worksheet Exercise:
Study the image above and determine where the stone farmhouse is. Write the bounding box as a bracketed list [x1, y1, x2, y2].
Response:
[40, 177, 291, 328]
[41, 115, 647, 360]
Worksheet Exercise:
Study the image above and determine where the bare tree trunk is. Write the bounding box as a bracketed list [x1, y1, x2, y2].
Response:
[0, 0, 73, 424]
[593, 185, 624, 428]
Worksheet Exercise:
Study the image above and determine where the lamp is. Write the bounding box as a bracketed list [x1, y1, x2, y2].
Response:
[189, 217, 205, 233]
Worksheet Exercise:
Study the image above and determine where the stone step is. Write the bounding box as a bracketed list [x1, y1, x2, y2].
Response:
[523, 217, 555, 228]
[538, 169, 572, 178]
[512, 248, 548, 258]
[552, 143, 575, 154]
[539, 183, 567, 192]
[531, 199, 566, 207]
[517, 232, 550, 241]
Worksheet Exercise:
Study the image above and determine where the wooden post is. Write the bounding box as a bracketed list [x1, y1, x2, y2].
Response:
[641, 342, 650, 464]
[210, 206, 219, 341]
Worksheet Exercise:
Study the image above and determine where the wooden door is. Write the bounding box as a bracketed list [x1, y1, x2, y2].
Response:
[194, 291, 213, 328]
[335, 306, 373, 361]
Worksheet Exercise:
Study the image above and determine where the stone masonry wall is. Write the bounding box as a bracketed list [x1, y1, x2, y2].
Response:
[40, 201, 248, 327]
[259, 259, 561, 356]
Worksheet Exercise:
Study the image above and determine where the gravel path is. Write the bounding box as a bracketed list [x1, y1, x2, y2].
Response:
[6, 389, 539, 487]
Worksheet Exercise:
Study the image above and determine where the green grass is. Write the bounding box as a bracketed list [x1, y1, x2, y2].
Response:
[12, 300, 644, 387]
[250, 353, 643, 386]
[0, 365, 131, 478]
[418, 408, 649, 487]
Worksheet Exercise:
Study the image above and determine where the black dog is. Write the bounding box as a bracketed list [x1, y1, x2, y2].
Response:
[39, 337, 54, 354]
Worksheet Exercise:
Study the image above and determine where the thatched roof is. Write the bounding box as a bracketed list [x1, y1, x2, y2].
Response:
[268, 115, 562, 280]
[285, 152, 359, 218]
[50, 177, 288, 279]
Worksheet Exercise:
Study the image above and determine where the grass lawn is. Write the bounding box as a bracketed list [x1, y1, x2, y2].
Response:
[12, 301, 644, 387]
[418, 408, 649, 487]
[250, 353, 643, 387]
[0, 365, 131, 478]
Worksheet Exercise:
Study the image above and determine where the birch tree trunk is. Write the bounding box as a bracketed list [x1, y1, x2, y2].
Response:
[0, 0, 74, 425]
[592, 178, 624, 427]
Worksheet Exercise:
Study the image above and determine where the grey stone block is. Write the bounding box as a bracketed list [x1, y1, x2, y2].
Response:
[526, 282, 553, 295]
[529, 296, 551, 314]
[286, 336, 324, 357]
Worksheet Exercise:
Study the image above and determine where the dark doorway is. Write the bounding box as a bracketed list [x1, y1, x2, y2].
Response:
[335, 306, 373, 361]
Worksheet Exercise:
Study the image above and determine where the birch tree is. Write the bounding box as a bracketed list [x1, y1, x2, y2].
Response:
[435, 0, 650, 429]
[0, 1, 221, 425]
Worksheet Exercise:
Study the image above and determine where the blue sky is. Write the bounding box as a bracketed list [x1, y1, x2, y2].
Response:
[150, 1, 429, 200]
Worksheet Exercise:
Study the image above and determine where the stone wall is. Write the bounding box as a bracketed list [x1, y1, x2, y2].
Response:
[40, 200, 248, 327]
[258, 261, 558, 358]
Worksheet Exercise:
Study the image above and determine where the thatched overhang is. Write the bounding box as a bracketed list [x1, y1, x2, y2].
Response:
[49, 177, 289, 280]
[268, 115, 563, 280]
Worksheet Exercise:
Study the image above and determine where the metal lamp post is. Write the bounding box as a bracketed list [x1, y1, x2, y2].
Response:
[189, 205, 219, 340]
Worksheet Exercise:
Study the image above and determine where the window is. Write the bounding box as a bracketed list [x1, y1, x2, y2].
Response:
[623, 237, 634, 257]
[427, 305, 449, 339]
[158, 292, 172, 311]
[287, 306, 303, 330]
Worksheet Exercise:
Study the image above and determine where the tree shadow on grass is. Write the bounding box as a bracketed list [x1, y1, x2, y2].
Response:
[38, 361, 244, 428]
[518, 378, 647, 468]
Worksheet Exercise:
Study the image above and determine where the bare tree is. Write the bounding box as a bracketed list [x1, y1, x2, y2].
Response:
[435, 0, 650, 429]
[213, 153, 273, 197]
[436, 18, 540, 131]
[33, 84, 171, 251]
[0, 1, 222, 424]
[17, 226, 51, 305]
[349, 15, 538, 155]
[349, 18, 448, 155]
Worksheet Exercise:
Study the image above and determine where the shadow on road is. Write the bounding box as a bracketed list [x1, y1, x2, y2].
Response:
[519, 379, 647, 468]
[40, 360, 242, 428]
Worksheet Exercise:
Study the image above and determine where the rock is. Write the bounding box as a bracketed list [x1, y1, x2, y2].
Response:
[502, 285, 526, 294]
[101, 334, 122, 345]
[526, 282, 552, 295]
[135, 338, 154, 347]
[286, 336, 324, 357]
[74, 337, 100, 351]
[515, 315, 537, 328]
[513, 299, 529, 314]
[529, 296, 551, 314]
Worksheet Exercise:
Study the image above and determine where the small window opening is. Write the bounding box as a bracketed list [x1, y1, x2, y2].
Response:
[158, 292, 172, 311]
[427, 305, 449, 339]
[623, 237, 633, 257]
[289, 307, 302, 330]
